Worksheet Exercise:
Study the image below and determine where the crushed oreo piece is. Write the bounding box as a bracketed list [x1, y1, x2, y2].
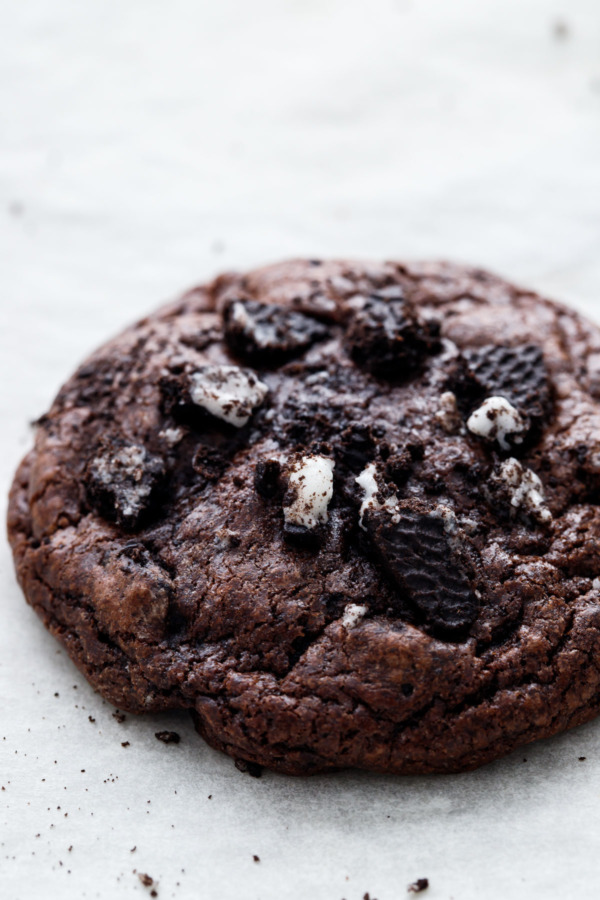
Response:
[467, 396, 527, 452]
[346, 296, 439, 377]
[355, 462, 400, 531]
[86, 442, 165, 529]
[161, 365, 269, 431]
[254, 459, 282, 499]
[364, 501, 478, 635]
[435, 391, 462, 434]
[192, 443, 227, 486]
[224, 299, 328, 362]
[188, 365, 269, 427]
[457, 343, 552, 429]
[337, 423, 380, 472]
[283, 454, 335, 531]
[408, 878, 429, 893]
[488, 458, 553, 526]
[283, 521, 322, 549]
[384, 448, 413, 488]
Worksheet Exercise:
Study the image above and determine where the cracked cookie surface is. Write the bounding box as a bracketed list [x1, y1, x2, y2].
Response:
[8, 258, 600, 775]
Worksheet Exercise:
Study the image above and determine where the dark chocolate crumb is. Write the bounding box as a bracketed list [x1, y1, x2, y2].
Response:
[155, 731, 181, 744]
[88, 715, 95, 723]
[579, 756, 587, 761]
[408, 878, 429, 893]
[121, 741, 130, 748]
[254, 459, 282, 500]
[138, 873, 153, 887]
[112, 711, 126, 723]
[346, 296, 438, 378]
[130, 847, 137, 852]
[234, 758, 263, 778]
[253, 855, 260, 863]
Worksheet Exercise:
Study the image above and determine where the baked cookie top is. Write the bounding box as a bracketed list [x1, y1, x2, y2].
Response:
[8, 259, 600, 775]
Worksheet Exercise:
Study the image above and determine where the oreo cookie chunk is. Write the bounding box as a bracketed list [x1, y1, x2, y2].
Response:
[8, 259, 600, 776]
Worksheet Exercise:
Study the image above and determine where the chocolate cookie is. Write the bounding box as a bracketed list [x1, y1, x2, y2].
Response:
[8, 259, 600, 775]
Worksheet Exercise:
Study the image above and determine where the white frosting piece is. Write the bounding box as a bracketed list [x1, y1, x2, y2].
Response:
[495, 458, 553, 525]
[188, 365, 268, 427]
[341, 604, 368, 628]
[593, 578, 600, 592]
[467, 396, 526, 451]
[355, 462, 399, 530]
[283, 454, 335, 529]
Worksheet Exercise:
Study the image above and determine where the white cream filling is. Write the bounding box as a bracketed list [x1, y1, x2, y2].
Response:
[495, 458, 553, 525]
[158, 427, 184, 445]
[189, 365, 268, 427]
[355, 462, 399, 530]
[341, 604, 368, 628]
[467, 396, 526, 451]
[283, 454, 335, 530]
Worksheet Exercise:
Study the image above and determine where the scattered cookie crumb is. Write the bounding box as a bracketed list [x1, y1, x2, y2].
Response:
[112, 711, 126, 723]
[121, 741, 130, 748]
[579, 756, 587, 761]
[130, 846, 137, 852]
[553, 18, 569, 40]
[8, 200, 24, 217]
[138, 873, 153, 887]
[88, 715, 95, 723]
[155, 731, 181, 744]
[408, 878, 429, 893]
[253, 855, 260, 863]
[234, 759, 263, 778]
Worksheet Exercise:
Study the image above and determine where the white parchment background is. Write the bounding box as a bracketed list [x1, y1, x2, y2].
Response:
[2, 1, 600, 898]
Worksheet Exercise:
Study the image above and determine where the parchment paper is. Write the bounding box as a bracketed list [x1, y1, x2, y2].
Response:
[2, 2, 600, 897]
